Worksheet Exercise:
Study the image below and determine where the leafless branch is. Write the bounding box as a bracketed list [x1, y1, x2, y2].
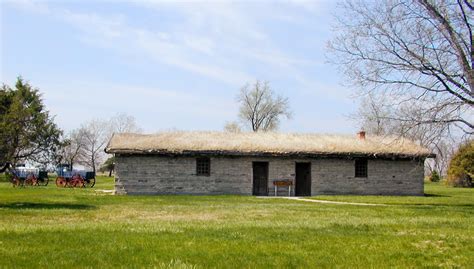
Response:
[237, 80, 291, 132]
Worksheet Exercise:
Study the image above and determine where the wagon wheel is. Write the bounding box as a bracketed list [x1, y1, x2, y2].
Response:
[55, 177, 67, 188]
[11, 175, 21, 188]
[84, 177, 96, 188]
[25, 174, 39, 186]
[74, 179, 85, 188]
[38, 172, 49, 186]
[69, 175, 84, 188]
[71, 175, 85, 188]
[41, 175, 49, 186]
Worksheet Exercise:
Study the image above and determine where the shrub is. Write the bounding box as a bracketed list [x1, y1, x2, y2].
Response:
[446, 141, 474, 187]
[0, 173, 12, 183]
[429, 171, 441, 182]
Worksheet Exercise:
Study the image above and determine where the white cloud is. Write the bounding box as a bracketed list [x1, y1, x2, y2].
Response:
[125, 1, 326, 85]
[60, 9, 125, 39]
[7, 0, 254, 86]
[7, 0, 329, 89]
[4, 0, 356, 133]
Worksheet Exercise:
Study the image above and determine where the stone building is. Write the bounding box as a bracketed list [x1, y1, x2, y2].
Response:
[105, 131, 434, 196]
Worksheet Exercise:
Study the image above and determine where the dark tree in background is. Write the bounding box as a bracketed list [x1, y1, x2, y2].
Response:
[100, 156, 115, 177]
[447, 140, 474, 187]
[0, 77, 62, 172]
[237, 80, 291, 132]
[329, 0, 473, 134]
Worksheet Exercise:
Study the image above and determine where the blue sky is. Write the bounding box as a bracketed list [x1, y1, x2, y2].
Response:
[1, 0, 358, 134]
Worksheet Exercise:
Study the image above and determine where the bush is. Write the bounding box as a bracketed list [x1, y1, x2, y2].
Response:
[0, 173, 12, 183]
[446, 141, 474, 187]
[429, 171, 441, 182]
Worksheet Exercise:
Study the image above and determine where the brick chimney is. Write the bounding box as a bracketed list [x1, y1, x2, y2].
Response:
[357, 130, 366, 140]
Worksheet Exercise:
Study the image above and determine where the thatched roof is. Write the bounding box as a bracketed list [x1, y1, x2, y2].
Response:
[105, 132, 434, 159]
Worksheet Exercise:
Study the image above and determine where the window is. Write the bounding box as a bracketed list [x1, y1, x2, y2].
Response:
[196, 157, 210, 176]
[355, 159, 368, 178]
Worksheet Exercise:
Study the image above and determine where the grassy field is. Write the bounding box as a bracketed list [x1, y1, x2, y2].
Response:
[0, 176, 472, 268]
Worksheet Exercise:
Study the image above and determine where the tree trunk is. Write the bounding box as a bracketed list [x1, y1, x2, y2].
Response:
[108, 168, 113, 177]
[91, 156, 96, 173]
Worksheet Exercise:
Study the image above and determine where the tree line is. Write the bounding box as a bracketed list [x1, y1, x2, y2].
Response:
[0, 77, 141, 174]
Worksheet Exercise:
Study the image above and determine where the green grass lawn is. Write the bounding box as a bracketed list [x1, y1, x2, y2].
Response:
[0, 177, 472, 268]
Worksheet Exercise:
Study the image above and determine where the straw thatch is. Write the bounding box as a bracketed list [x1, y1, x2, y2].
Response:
[105, 131, 433, 159]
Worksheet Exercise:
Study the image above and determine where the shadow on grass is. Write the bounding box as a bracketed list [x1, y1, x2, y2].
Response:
[408, 204, 474, 208]
[424, 193, 450, 197]
[0, 202, 95, 210]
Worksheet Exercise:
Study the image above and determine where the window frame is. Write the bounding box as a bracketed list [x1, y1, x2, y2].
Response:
[354, 158, 368, 178]
[196, 157, 211, 176]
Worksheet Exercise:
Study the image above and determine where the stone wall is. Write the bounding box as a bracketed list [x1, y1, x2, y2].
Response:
[115, 155, 425, 196]
[312, 159, 424, 195]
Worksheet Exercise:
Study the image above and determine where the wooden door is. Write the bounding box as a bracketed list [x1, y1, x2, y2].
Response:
[252, 162, 269, 196]
[295, 163, 311, 196]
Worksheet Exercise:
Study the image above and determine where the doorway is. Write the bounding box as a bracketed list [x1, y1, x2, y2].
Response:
[295, 162, 311, 196]
[252, 162, 269, 196]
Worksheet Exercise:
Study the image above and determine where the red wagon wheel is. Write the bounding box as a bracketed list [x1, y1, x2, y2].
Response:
[11, 175, 22, 188]
[25, 174, 39, 186]
[76, 179, 85, 188]
[32, 175, 39, 186]
[55, 177, 67, 188]
[71, 175, 85, 188]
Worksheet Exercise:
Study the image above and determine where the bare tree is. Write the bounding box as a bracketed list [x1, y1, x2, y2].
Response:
[237, 80, 291, 132]
[109, 113, 142, 134]
[77, 119, 109, 173]
[329, 0, 474, 134]
[57, 130, 85, 170]
[62, 114, 141, 173]
[352, 93, 395, 136]
[426, 138, 458, 176]
[353, 92, 463, 175]
[223, 121, 242, 133]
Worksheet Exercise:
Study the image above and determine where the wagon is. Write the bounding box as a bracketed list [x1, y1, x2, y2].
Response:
[55, 167, 95, 188]
[10, 168, 49, 187]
